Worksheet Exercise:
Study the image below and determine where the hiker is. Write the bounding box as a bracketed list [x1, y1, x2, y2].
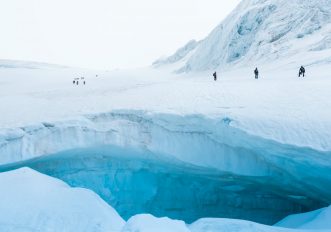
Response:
[254, 68, 259, 79]
[213, 72, 217, 81]
[83, 80, 86, 85]
[299, 66, 305, 77]
[73, 80, 76, 84]
[76, 80, 79, 85]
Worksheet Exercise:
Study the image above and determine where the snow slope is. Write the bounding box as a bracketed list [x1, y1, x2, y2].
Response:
[121, 209, 331, 232]
[189, 217, 331, 232]
[276, 206, 331, 230]
[156, 0, 331, 72]
[122, 214, 190, 232]
[0, 167, 125, 232]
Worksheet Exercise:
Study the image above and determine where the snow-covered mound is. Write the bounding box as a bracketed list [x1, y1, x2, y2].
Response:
[121, 212, 331, 232]
[156, 0, 331, 72]
[190, 218, 331, 232]
[0, 167, 125, 232]
[275, 205, 331, 230]
[122, 211, 331, 232]
[122, 214, 190, 232]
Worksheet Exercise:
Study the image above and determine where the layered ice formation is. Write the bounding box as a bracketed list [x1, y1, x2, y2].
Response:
[0, 167, 330, 232]
[156, 0, 331, 72]
[0, 111, 330, 225]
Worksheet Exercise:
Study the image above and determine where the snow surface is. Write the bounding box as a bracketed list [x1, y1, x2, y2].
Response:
[1, 60, 331, 153]
[0, 57, 331, 226]
[190, 217, 331, 232]
[276, 206, 331, 230]
[0, 167, 125, 232]
[122, 214, 190, 232]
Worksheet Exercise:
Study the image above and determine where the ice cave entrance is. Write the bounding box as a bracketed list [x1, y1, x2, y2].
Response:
[0, 145, 325, 225]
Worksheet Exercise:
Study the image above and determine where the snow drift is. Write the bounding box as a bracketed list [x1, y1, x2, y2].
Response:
[0, 167, 125, 232]
[276, 206, 331, 230]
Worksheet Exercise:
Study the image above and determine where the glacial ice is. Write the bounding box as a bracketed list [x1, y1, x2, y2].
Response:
[2, 167, 330, 232]
[153, 40, 200, 67]
[0, 111, 330, 225]
[156, 0, 331, 72]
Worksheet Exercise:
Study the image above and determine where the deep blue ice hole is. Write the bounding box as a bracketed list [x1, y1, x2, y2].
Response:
[0, 145, 326, 225]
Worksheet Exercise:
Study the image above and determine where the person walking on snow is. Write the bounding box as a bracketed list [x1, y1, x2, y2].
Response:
[299, 66, 305, 77]
[213, 72, 217, 81]
[254, 68, 259, 79]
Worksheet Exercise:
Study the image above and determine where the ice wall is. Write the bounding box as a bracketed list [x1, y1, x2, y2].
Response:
[0, 145, 322, 225]
[0, 111, 330, 224]
[156, 0, 331, 72]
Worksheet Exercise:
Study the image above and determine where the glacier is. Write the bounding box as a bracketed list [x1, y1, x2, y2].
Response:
[156, 0, 331, 72]
[1, 0, 331, 229]
[0, 111, 330, 225]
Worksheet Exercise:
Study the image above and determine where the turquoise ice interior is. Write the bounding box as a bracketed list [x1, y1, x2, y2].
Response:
[0, 144, 326, 225]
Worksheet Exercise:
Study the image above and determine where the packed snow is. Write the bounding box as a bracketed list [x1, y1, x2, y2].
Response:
[276, 206, 331, 230]
[122, 214, 190, 232]
[1, 60, 331, 152]
[189, 217, 331, 232]
[0, 167, 125, 232]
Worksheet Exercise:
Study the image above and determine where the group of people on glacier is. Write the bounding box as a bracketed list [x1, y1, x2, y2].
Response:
[213, 66, 306, 81]
[73, 77, 86, 85]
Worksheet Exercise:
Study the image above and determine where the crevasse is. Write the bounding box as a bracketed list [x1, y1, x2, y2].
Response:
[0, 110, 330, 225]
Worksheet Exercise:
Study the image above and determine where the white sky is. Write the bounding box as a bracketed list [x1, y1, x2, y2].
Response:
[0, 0, 240, 70]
